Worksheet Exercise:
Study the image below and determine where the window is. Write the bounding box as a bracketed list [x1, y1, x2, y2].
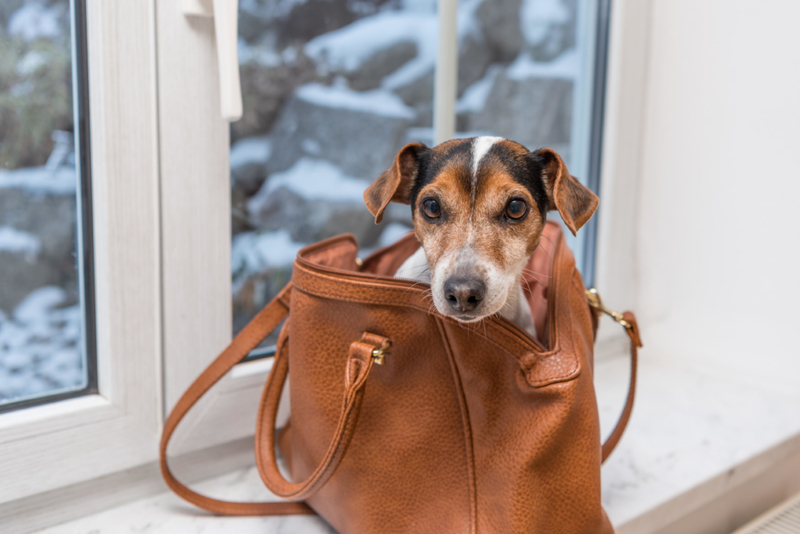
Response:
[2, 0, 634, 529]
[229, 0, 611, 347]
[0, 0, 96, 412]
[0, 2, 161, 527]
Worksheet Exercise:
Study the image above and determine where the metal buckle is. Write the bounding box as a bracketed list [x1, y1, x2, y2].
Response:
[586, 288, 632, 329]
[370, 339, 391, 365]
[356, 337, 391, 365]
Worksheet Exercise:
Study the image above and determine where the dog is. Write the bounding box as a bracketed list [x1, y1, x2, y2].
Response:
[364, 136, 598, 338]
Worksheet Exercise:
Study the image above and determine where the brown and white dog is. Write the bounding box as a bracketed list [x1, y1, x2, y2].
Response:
[364, 136, 598, 338]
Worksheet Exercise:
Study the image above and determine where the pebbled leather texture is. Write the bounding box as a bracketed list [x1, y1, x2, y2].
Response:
[161, 221, 639, 533]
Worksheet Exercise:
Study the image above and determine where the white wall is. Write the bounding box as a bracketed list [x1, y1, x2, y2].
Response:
[636, 0, 800, 390]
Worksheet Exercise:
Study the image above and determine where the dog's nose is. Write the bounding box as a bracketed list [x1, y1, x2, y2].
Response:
[444, 277, 485, 313]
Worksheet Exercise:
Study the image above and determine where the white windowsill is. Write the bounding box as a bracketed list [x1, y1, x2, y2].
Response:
[35, 347, 800, 534]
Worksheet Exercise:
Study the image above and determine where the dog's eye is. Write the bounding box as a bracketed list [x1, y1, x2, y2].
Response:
[505, 199, 527, 220]
[422, 198, 442, 219]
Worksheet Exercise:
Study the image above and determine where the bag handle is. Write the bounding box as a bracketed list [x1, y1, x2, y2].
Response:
[587, 289, 642, 463]
[159, 282, 388, 515]
[159, 283, 313, 516]
[255, 330, 388, 500]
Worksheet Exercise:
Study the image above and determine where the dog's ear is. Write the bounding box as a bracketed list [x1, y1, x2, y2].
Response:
[533, 148, 598, 236]
[364, 142, 426, 224]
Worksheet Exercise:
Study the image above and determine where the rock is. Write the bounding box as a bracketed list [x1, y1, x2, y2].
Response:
[394, 69, 434, 108]
[476, 0, 524, 62]
[457, 31, 493, 96]
[520, 0, 577, 62]
[0, 252, 56, 316]
[466, 71, 572, 148]
[238, 0, 276, 44]
[0, 0, 25, 31]
[233, 50, 322, 143]
[230, 136, 271, 195]
[266, 84, 415, 180]
[248, 186, 381, 247]
[275, 0, 361, 48]
[347, 40, 418, 91]
[0, 172, 78, 313]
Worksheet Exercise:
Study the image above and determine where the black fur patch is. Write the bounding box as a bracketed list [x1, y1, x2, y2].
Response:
[409, 139, 472, 212]
[405, 138, 549, 220]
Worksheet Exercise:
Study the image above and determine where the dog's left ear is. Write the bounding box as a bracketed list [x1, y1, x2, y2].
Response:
[533, 148, 598, 236]
[364, 142, 427, 223]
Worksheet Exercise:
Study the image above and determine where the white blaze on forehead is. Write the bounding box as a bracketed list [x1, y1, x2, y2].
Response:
[471, 136, 504, 179]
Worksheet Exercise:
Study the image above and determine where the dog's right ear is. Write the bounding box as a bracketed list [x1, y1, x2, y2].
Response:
[364, 142, 427, 224]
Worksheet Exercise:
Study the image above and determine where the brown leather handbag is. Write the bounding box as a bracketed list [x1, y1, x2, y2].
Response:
[160, 221, 641, 533]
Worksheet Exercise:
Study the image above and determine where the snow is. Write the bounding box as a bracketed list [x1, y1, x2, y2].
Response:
[306, 12, 431, 73]
[248, 158, 367, 217]
[0, 166, 77, 195]
[456, 64, 503, 113]
[16, 50, 47, 76]
[506, 49, 579, 81]
[296, 83, 416, 119]
[304, 11, 439, 91]
[0, 286, 85, 405]
[402, 0, 437, 13]
[231, 230, 305, 294]
[8, 3, 63, 42]
[520, 0, 571, 47]
[301, 138, 322, 156]
[230, 136, 271, 169]
[0, 226, 41, 261]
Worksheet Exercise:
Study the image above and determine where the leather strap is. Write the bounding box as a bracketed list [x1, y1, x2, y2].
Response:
[600, 311, 642, 463]
[255, 332, 385, 500]
[159, 283, 314, 516]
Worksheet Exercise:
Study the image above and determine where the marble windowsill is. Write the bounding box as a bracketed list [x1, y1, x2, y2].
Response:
[37, 352, 800, 534]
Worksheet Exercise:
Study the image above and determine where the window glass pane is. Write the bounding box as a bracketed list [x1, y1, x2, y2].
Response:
[454, 0, 602, 276]
[0, 0, 93, 409]
[231, 0, 438, 339]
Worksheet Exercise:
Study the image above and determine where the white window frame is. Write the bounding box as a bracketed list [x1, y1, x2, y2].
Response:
[0, 0, 652, 530]
[0, 1, 163, 531]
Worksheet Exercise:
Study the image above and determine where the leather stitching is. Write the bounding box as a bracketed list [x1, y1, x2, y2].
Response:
[436, 318, 478, 534]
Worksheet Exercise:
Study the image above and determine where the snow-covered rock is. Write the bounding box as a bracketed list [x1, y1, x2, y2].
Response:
[520, 0, 576, 62]
[248, 158, 380, 246]
[0, 167, 78, 313]
[267, 83, 415, 180]
[7, 2, 65, 42]
[0, 226, 41, 261]
[466, 68, 573, 148]
[476, 0, 524, 62]
[348, 40, 419, 91]
[231, 136, 272, 195]
[0, 286, 84, 405]
[306, 11, 438, 93]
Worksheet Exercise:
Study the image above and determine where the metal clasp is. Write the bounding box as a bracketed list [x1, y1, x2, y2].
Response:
[586, 288, 632, 329]
[370, 339, 391, 365]
[356, 336, 391, 365]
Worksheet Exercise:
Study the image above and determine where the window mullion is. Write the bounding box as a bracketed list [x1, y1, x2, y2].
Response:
[434, 0, 459, 145]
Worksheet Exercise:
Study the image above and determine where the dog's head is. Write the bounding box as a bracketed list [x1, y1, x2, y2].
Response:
[364, 137, 598, 323]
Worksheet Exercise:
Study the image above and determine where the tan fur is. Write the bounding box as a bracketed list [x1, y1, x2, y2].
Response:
[368, 138, 596, 328]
